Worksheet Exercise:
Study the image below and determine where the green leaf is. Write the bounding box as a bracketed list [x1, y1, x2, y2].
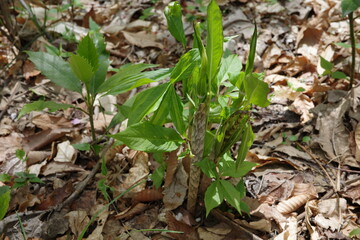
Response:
[128, 83, 169, 125]
[244, 74, 270, 107]
[236, 123, 254, 167]
[170, 49, 200, 84]
[72, 143, 91, 151]
[331, 71, 347, 79]
[110, 122, 183, 152]
[235, 179, 246, 198]
[0, 174, 11, 182]
[16, 149, 27, 161]
[100, 67, 170, 96]
[217, 54, 242, 84]
[350, 228, 360, 237]
[245, 25, 257, 76]
[320, 56, 334, 72]
[220, 180, 242, 214]
[302, 136, 311, 143]
[341, 0, 360, 16]
[151, 165, 166, 189]
[68, 54, 94, 87]
[206, 0, 223, 86]
[194, 22, 208, 97]
[335, 42, 360, 49]
[18, 100, 74, 119]
[167, 86, 186, 135]
[77, 34, 99, 70]
[26, 51, 82, 93]
[0, 186, 10, 220]
[165, 1, 187, 48]
[90, 54, 109, 95]
[204, 181, 223, 216]
[196, 158, 218, 178]
[98, 63, 157, 93]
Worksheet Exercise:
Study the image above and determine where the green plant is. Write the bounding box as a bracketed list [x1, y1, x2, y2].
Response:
[350, 227, 360, 237]
[110, 0, 269, 216]
[320, 56, 348, 80]
[341, 0, 360, 90]
[0, 172, 43, 220]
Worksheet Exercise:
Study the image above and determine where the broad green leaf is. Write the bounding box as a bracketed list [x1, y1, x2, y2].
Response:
[69, 55, 94, 86]
[151, 92, 170, 126]
[320, 56, 334, 72]
[217, 54, 242, 84]
[0, 174, 11, 182]
[170, 49, 200, 84]
[111, 122, 183, 152]
[244, 74, 270, 107]
[350, 228, 360, 237]
[219, 154, 256, 178]
[98, 63, 157, 93]
[245, 25, 257, 76]
[18, 100, 74, 119]
[72, 143, 91, 151]
[0, 186, 10, 220]
[341, 0, 360, 16]
[196, 158, 218, 178]
[236, 179, 246, 198]
[77, 34, 99, 70]
[101, 68, 170, 96]
[236, 123, 255, 167]
[151, 165, 166, 189]
[331, 71, 347, 79]
[90, 54, 109, 95]
[335, 42, 360, 49]
[27, 51, 82, 93]
[128, 83, 169, 125]
[204, 181, 223, 216]
[206, 0, 223, 86]
[168, 86, 186, 135]
[220, 180, 242, 214]
[165, 1, 187, 48]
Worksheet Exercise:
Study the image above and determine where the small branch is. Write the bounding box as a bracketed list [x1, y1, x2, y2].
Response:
[348, 12, 356, 90]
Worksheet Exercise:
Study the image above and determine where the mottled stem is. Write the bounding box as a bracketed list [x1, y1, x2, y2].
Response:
[187, 103, 207, 214]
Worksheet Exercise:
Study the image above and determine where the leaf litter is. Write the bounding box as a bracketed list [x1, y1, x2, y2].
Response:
[1, 0, 360, 239]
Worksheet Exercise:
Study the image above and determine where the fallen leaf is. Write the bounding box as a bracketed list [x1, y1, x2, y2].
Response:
[122, 31, 163, 49]
[163, 163, 188, 211]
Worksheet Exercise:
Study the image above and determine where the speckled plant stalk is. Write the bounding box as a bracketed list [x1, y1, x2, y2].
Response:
[187, 102, 208, 214]
[187, 103, 208, 214]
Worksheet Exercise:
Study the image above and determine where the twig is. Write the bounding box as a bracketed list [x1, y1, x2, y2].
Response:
[296, 144, 337, 194]
[211, 209, 263, 240]
[0, 210, 46, 234]
[54, 124, 121, 212]
[348, 12, 356, 90]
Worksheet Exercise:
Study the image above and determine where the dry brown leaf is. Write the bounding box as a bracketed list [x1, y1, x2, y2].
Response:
[23, 60, 40, 80]
[114, 203, 148, 220]
[122, 31, 163, 49]
[132, 188, 163, 203]
[36, 181, 73, 210]
[65, 210, 90, 236]
[166, 211, 199, 240]
[41, 161, 85, 176]
[116, 151, 149, 196]
[23, 128, 72, 152]
[31, 114, 73, 130]
[290, 94, 314, 123]
[163, 163, 188, 211]
[54, 140, 77, 163]
[164, 150, 179, 187]
[87, 204, 109, 240]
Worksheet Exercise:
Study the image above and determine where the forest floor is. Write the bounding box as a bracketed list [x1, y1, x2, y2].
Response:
[0, 0, 360, 239]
